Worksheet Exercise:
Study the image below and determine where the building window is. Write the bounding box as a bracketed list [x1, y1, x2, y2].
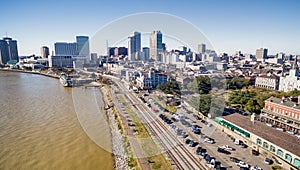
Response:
[270, 145, 275, 153]
[294, 158, 300, 168]
[277, 149, 283, 158]
[285, 153, 292, 163]
[263, 142, 269, 149]
[257, 138, 262, 146]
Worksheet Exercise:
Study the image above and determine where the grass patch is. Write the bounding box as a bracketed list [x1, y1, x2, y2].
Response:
[151, 96, 177, 113]
[124, 106, 173, 170]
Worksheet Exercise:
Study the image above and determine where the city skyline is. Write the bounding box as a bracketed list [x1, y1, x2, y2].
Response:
[1, 0, 300, 55]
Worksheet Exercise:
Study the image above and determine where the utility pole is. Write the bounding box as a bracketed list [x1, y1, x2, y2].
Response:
[106, 40, 109, 73]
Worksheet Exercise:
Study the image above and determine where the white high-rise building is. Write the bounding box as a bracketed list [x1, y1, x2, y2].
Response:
[128, 32, 141, 61]
[150, 31, 163, 61]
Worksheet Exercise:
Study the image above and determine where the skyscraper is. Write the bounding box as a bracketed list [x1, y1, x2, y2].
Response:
[256, 48, 268, 60]
[150, 31, 162, 61]
[128, 32, 141, 61]
[198, 43, 206, 54]
[40, 46, 50, 58]
[143, 47, 150, 61]
[76, 36, 90, 57]
[54, 42, 78, 56]
[0, 37, 19, 64]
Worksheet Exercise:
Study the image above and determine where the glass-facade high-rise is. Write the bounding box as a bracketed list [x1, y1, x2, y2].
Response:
[128, 32, 141, 61]
[0, 37, 19, 64]
[150, 31, 162, 61]
[76, 36, 90, 57]
[54, 42, 78, 56]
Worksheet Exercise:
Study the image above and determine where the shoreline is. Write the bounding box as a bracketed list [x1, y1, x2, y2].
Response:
[100, 86, 128, 170]
[0, 68, 59, 79]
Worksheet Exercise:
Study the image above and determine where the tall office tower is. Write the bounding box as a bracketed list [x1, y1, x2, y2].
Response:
[150, 30, 163, 61]
[76, 36, 90, 56]
[54, 42, 78, 55]
[256, 48, 268, 60]
[0, 37, 19, 64]
[40, 46, 50, 58]
[143, 47, 150, 61]
[76, 36, 90, 63]
[198, 43, 206, 54]
[128, 31, 141, 61]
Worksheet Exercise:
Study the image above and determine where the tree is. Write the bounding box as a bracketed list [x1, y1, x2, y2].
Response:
[245, 99, 261, 114]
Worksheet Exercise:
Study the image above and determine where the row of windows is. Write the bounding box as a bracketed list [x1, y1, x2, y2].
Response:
[256, 138, 299, 167]
[266, 104, 300, 120]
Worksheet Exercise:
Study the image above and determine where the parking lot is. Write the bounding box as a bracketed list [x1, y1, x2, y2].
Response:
[141, 92, 271, 169]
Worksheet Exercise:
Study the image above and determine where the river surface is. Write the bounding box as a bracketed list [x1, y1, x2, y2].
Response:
[0, 71, 114, 169]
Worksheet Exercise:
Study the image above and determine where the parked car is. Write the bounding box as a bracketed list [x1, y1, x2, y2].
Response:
[185, 138, 191, 144]
[236, 161, 249, 168]
[217, 147, 231, 155]
[204, 137, 214, 144]
[250, 166, 262, 170]
[230, 157, 240, 163]
[223, 145, 235, 151]
[189, 140, 198, 147]
[265, 158, 273, 165]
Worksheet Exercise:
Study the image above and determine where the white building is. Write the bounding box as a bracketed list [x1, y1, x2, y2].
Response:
[279, 68, 300, 92]
[136, 69, 168, 89]
[255, 75, 279, 90]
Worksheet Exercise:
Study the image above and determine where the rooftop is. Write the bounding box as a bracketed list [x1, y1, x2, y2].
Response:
[266, 96, 300, 110]
[222, 113, 300, 157]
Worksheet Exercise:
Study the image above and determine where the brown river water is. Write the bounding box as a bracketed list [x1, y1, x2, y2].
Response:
[0, 71, 114, 170]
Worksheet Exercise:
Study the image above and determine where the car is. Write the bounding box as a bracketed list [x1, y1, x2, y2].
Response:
[236, 161, 249, 168]
[230, 157, 240, 163]
[205, 154, 211, 164]
[171, 117, 178, 122]
[250, 166, 262, 170]
[240, 167, 249, 170]
[251, 149, 259, 156]
[217, 147, 231, 155]
[204, 137, 214, 144]
[196, 147, 205, 155]
[209, 159, 216, 168]
[223, 145, 235, 151]
[193, 128, 201, 134]
[265, 158, 273, 165]
[181, 131, 188, 138]
[240, 143, 248, 148]
[185, 139, 191, 144]
[189, 140, 198, 147]
[170, 124, 176, 129]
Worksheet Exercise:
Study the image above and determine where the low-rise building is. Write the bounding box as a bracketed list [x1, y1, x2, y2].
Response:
[261, 96, 300, 134]
[255, 75, 279, 90]
[215, 113, 300, 170]
[279, 68, 300, 92]
[48, 55, 74, 68]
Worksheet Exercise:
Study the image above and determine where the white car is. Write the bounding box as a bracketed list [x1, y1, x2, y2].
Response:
[204, 137, 214, 144]
[250, 166, 262, 170]
[223, 145, 235, 151]
[236, 161, 249, 168]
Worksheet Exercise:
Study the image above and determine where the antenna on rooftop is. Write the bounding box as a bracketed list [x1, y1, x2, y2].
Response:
[5, 32, 8, 37]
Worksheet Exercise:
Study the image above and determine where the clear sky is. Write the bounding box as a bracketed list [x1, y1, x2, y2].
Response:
[1, 0, 299, 55]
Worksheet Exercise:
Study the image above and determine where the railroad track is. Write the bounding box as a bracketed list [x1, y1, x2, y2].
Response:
[113, 81, 206, 170]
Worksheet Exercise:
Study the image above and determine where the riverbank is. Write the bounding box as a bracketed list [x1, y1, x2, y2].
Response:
[100, 85, 128, 170]
[0, 68, 59, 79]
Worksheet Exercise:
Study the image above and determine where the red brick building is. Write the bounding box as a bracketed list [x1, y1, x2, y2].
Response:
[261, 96, 300, 134]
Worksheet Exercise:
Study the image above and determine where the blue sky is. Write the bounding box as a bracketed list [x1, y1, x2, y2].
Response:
[1, 0, 299, 55]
